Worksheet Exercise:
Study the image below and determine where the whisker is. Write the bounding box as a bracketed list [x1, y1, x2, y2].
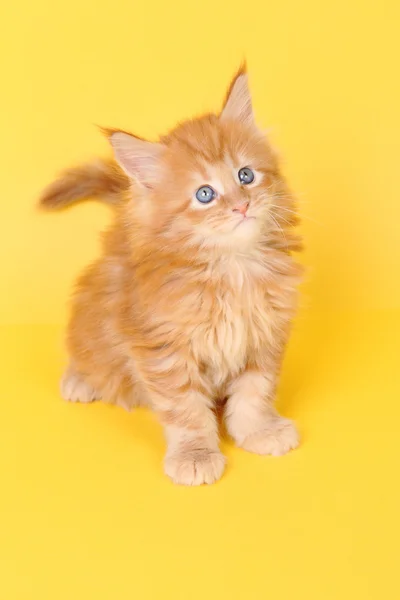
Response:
[269, 212, 288, 249]
[269, 210, 293, 227]
[267, 200, 323, 226]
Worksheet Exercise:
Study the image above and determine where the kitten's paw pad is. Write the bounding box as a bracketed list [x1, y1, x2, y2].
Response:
[60, 368, 100, 403]
[241, 418, 299, 456]
[164, 449, 226, 486]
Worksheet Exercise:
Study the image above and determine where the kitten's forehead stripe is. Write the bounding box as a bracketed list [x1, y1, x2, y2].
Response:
[167, 116, 227, 164]
[165, 115, 272, 183]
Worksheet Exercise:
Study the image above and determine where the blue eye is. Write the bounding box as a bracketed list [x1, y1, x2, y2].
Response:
[238, 167, 255, 185]
[196, 185, 216, 204]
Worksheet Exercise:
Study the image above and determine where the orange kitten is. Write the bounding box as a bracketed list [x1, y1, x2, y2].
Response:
[40, 66, 303, 485]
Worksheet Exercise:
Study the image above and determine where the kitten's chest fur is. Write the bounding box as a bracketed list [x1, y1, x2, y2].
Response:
[190, 255, 277, 385]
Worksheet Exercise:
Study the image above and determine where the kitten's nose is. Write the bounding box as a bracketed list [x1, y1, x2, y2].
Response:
[232, 202, 249, 216]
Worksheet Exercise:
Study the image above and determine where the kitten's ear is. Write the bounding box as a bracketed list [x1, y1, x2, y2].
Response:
[105, 129, 165, 189]
[220, 64, 254, 126]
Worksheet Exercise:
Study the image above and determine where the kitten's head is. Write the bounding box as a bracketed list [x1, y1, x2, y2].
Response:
[108, 66, 295, 252]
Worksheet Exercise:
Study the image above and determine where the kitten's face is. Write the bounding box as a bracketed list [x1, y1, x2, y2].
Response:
[110, 68, 290, 251]
[152, 116, 279, 248]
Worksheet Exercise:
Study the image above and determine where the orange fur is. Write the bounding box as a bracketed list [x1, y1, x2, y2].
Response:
[40, 67, 303, 485]
[39, 158, 129, 209]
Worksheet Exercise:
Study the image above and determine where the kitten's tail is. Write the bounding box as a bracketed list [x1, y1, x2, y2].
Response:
[39, 159, 129, 210]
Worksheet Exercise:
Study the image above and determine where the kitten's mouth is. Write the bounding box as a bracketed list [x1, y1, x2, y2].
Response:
[233, 215, 256, 230]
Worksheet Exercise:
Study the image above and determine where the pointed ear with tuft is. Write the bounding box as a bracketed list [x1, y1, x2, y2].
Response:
[220, 65, 255, 127]
[105, 129, 165, 189]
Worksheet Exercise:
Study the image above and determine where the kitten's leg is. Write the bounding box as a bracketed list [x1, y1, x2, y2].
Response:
[60, 363, 145, 410]
[161, 392, 225, 486]
[225, 370, 299, 456]
[140, 358, 225, 485]
[60, 364, 101, 403]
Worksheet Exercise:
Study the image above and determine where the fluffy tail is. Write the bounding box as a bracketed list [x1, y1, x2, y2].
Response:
[39, 158, 129, 210]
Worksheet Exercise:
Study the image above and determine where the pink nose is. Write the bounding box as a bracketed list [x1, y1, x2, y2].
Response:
[233, 202, 249, 216]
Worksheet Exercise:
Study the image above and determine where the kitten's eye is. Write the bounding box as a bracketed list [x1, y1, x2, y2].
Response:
[238, 167, 255, 185]
[195, 185, 216, 204]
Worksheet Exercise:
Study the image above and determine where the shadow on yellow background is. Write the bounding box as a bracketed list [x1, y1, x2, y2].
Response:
[1, 1, 399, 598]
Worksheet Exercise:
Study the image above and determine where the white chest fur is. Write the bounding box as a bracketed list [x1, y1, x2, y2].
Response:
[191, 255, 275, 386]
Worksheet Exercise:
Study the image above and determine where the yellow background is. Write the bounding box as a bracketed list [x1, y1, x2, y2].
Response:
[1, 1, 400, 599]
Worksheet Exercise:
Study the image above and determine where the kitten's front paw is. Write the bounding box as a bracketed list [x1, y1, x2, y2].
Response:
[241, 417, 299, 456]
[164, 449, 226, 486]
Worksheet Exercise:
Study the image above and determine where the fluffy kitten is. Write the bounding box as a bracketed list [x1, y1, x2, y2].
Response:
[40, 66, 303, 485]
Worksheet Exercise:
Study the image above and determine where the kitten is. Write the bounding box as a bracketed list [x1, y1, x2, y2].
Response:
[40, 66, 303, 485]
